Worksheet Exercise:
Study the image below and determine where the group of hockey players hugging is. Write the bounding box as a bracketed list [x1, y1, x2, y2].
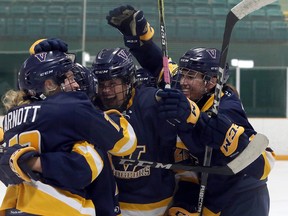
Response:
[0, 4, 275, 216]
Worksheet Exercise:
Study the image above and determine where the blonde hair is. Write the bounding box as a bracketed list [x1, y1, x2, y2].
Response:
[1, 90, 31, 111]
[1, 80, 62, 112]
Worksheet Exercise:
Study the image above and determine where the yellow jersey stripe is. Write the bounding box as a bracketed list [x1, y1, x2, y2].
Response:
[73, 142, 104, 181]
[1, 182, 95, 216]
[110, 117, 137, 156]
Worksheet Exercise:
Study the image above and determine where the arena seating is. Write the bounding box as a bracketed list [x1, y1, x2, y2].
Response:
[0, 0, 286, 42]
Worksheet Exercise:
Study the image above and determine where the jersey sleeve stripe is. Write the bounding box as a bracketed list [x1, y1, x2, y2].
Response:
[73, 142, 104, 181]
[109, 117, 137, 156]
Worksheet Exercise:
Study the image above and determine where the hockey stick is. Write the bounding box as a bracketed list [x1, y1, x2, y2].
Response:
[158, 0, 171, 88]
[198, 0, 277, 214]
[116, 133, 268, 175]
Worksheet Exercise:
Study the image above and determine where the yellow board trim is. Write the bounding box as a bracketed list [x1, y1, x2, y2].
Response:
[275, 155, 288, 160]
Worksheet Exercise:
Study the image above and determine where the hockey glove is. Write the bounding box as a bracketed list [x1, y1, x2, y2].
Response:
[168, 180, 199, 216]
[0, 146, 13, 186]
[196, 112, 245, 157]
[0, 144, 40, 184]
[106, 5, 154, 48]
[156, 89, 200, 131]
[29, 38, 68, 55]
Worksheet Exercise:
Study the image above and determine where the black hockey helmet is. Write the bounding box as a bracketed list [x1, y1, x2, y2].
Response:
[91, 47, 136, 111]
[18, 50, 75, 100]
[178, 47, 229, 83]
[135, 68, 156, 87]
[91, 47, 136, 85]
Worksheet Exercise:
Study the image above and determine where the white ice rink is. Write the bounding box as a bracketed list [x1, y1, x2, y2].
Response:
[0, 160, 287, 215]
[267, 161, 288, 216]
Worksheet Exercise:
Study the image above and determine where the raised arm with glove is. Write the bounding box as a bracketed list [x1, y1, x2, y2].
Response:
[106, 5, 154, 48]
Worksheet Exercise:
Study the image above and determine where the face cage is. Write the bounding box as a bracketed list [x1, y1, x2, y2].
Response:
[57, 68, 80, 93]
[171, 67, 215, 89]
[97, 77, 133, 112]
[72, 66, 97, 97]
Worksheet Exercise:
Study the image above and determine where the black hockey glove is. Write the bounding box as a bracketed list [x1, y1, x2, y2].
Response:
[29, 38, 68, 55]
[0, 146, 12, 186]
[156, 89, 200, 131]
[168, 181, 199, 216]
[106, 5, 154, 48]
[0, 144, 40, 184]
[196, 112, 245, 157]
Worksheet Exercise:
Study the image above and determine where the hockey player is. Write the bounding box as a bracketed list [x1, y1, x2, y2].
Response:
[28, 14, 273, 215]
[156, 48, 275, 216]
[106, 5, 274, 216]
[91, 47, 179, 216]
[0, 50, 137, 215]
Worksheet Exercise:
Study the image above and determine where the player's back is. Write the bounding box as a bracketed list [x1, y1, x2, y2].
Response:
[3, 91, 129, 152]
[1, 91, 100, 215]
[1, 91, 129, 216]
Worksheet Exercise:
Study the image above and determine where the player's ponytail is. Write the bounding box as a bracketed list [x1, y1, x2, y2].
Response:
[2, 90, 31, 111]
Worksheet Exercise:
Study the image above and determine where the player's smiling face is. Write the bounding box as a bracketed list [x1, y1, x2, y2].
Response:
[179, 69, 207, 101]
[98, 78, 128, 110]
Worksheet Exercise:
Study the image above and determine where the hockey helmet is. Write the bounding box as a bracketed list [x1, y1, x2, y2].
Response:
[91, 47, 136, 85]
[178, 47, 229, 83]
[135, 68, 156, 87]
[18, 50, 74, 100]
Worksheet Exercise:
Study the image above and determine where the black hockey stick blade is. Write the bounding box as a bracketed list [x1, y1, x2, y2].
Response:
[117, 133, 268, 175]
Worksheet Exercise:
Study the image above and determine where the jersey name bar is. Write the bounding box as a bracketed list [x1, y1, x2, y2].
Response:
[3, 105, 41, 132]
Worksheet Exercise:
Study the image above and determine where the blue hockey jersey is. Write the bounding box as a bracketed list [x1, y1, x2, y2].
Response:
[1, 91, 136, 216]
[111, 86, 177, 216]
[177, 87, 274, 214]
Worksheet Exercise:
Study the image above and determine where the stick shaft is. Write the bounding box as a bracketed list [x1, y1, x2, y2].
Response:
[115, 133, 268, 175]
[199, 0, 276, 214]
[158, 0, 171, 88]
